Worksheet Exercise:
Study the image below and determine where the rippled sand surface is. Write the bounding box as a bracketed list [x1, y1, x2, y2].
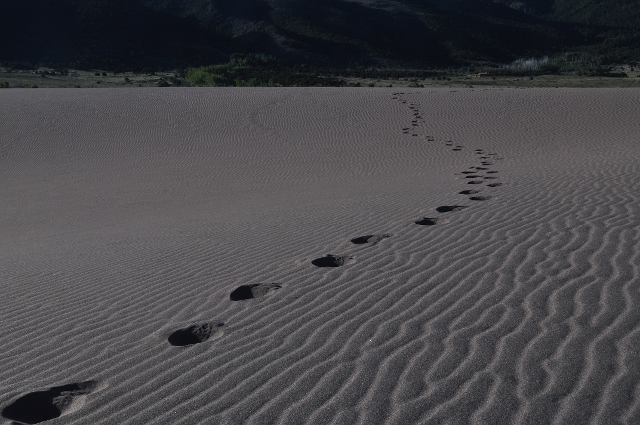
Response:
[1, 88, 639, 424]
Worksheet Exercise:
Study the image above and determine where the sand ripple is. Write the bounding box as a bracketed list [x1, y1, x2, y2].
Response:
[0, 88, 639, 424]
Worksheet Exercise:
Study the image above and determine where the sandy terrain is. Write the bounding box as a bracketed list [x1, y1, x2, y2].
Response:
[1, 87, 639, 424]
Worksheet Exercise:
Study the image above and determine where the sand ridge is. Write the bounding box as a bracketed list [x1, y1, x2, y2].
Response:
[1, 88, 640, 424]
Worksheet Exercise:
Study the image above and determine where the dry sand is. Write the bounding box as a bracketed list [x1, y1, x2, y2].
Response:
[1, 87, 639, 424]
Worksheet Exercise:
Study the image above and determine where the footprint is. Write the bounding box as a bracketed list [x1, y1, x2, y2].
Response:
[436, 205, 467, 213]
[460, 190, 481, 194]
[351, 234, 392, 245]
[475, 167, 489, 170]
[486, 171, 499, 174]
[312, 254, 355, 267]
[230, 283, 282, 301]
[468, 180, 484, 184]
[470, 196, 491, 201]
[465, 175, 482, 178]
[484, 176, 499, 179]
[2, 381, 105, 424]
[481, 162, 493, 166]
[487, 182, 503, 187]
[452, 148, 462, 151]
[461, 171, 476, 174]
[168, 322, 224, 347]
[415, 217, 439, 225]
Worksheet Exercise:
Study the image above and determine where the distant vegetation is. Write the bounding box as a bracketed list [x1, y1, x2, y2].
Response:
[179, 53, 634, 87]
[183, 54, 451, 87]
[1, 0, 639, 72]
[488, 52, 635, 76]
[184, 55, 347, 87]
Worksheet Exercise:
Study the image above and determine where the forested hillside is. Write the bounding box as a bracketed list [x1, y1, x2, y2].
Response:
[0, 0, 638, 70]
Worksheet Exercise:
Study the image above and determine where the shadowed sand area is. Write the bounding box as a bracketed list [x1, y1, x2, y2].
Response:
[1, 88, 640, 424]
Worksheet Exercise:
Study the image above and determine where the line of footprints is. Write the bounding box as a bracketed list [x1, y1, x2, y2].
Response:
[1, 92, 505, 424]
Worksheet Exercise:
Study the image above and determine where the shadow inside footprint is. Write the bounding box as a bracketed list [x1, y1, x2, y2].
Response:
[312, 254, 354, 267]
[230, 283, 282, 301]
[168, 322, 224, 347]
[351, 234, 392, 245]
[436, 205, 467, 213]
[415, 217, 439, 225]
[468, 180, 484, 184]
[460, 190, 480, 195]
[470, 196, 491, 201]
[2, 381, 101, 424]
[487, 182, 503, 187]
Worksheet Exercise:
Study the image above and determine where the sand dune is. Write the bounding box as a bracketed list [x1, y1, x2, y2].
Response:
[1, 87, 640, 424]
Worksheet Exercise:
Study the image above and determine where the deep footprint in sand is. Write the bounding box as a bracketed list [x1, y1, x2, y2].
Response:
[230, 283, 282, 301]
[312, 254, 355, 267]
[460, 190, 481, 195]
[468, 180, 484, 185]
[470, 196, 492, 201]
[2, 381, 106, 424]
[436, 205, 467, 213]
[415, 217, 439, 225]
[168, 322, 224, 347]
[351, 234, 392, 245]
[487, 182, 503, 187]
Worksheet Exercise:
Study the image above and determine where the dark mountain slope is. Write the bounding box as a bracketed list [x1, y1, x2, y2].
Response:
[495, 0, 640, 27]
[0, 0, 635, 70]
[551, 0, 640, 27]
